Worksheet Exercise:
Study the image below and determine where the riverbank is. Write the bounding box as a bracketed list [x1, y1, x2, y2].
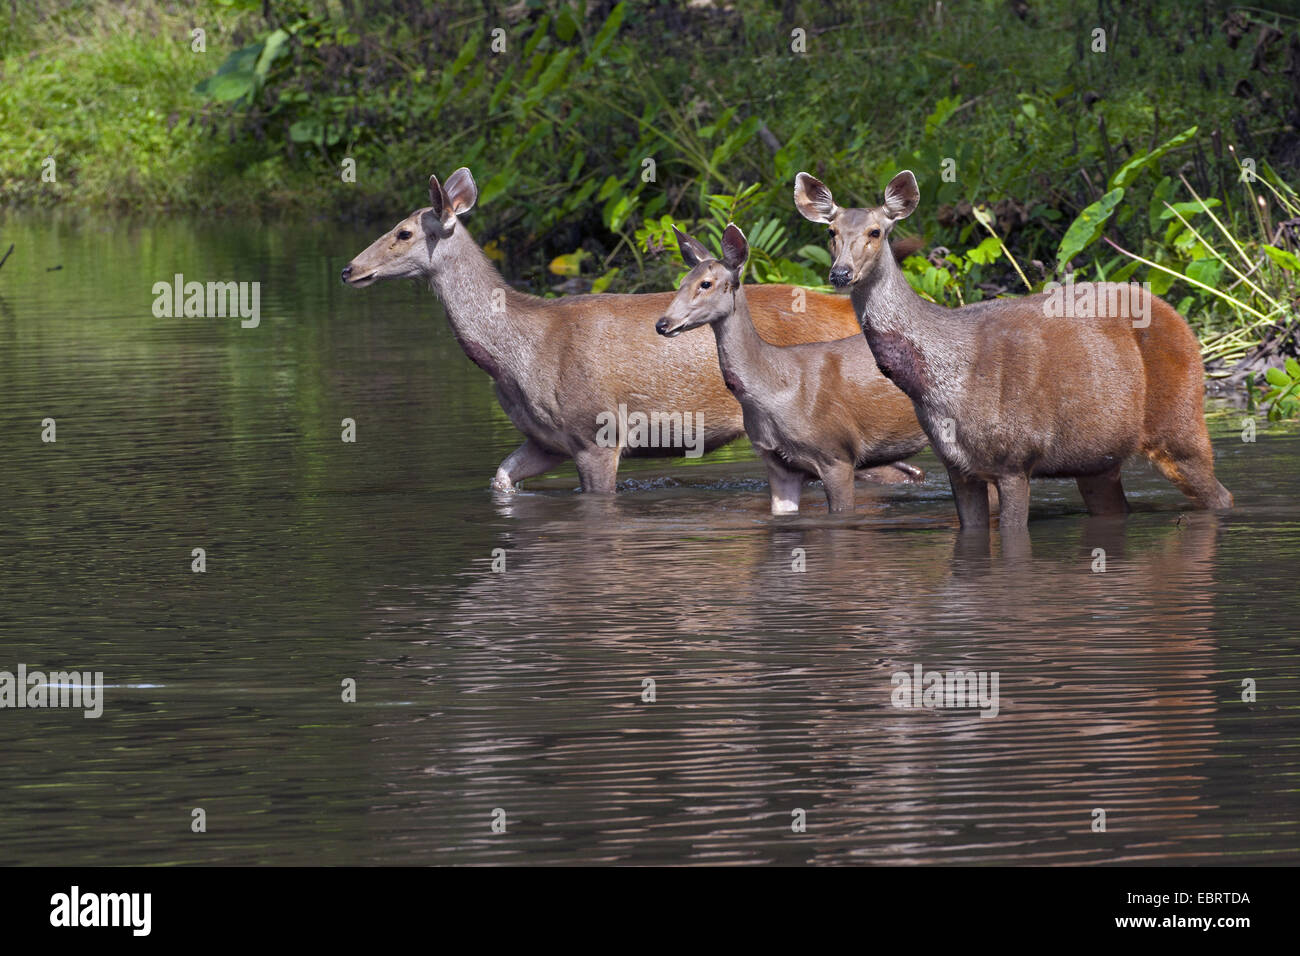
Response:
[4, 1, 1299, 384]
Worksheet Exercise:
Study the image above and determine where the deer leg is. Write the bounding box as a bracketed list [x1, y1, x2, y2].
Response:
[573, 445, 620, 494]
[948, 467, 991, 529]
[821, 460, 857, 513]
[994, 473, 1032, 533]
[763, 454, 805, 515]
[1076, 467, 1130, 516]
[491, 439, 567, 493]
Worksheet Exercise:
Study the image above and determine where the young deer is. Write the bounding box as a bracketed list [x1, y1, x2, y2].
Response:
[656, 224, 927, 514]
[342, 168, 869, 494]
[794, 169, 1232, 536]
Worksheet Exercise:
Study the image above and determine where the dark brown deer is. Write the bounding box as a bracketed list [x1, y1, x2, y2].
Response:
[342, 168, 873, 493]
[656, 224, 925, 513]
[794, 169, 1231, 537]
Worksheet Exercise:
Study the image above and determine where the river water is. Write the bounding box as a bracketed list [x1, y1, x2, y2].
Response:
[0, 212, 1296, 865]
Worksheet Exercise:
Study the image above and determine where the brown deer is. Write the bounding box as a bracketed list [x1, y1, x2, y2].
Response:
[794, 169, 1231, 536]
[342, 168, 879, 494]
[656, 224, 926, 513]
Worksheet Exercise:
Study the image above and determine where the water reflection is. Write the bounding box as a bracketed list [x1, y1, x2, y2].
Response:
[361, 498, 1241, 864]
[0, 211, 1295, 865]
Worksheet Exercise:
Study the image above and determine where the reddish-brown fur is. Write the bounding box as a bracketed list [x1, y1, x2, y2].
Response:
[794, 169, 1232, 537]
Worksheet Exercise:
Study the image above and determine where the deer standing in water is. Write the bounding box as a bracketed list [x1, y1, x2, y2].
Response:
[794, 169, 1231, 538]
[656, 224, 926, 513]
[343, 168, 882, 494]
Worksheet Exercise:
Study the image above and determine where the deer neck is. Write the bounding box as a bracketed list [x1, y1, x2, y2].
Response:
[427, 226, 540, 382]
[849, 253, 970, 403]
[709, 285, 775, 401]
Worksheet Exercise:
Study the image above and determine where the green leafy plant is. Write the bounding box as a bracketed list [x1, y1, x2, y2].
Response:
[1105, 157, 1300, 371]
[1248, 359, 1300, 420]
[899, 235, 1003, 306]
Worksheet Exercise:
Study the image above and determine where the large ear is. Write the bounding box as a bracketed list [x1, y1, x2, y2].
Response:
[428, 174, 450, 224]
[794, 171, 839, 223]
[443, 167, 478, 218]
[720, 223, 749, 277]
[883, 170, 919, 221]
[673, 225, 712, 268]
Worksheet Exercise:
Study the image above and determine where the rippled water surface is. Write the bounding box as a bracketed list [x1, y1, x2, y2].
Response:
[1, 213, 1297, 865]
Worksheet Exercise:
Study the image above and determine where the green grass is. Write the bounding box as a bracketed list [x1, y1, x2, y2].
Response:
[0, 1, 257, 209]
[4, 0, 1299, 327]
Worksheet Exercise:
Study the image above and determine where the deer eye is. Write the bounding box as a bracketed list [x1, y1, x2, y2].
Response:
[397, 230, 413, 240]
[700, 281, 712, 290]
[869, 228, 881, 238]
[827, 228, 835, 237]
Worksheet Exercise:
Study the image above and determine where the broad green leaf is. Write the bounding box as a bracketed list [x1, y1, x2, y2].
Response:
[966, 235, 1002, 265]
[549, 250, 588, 276]
[797, 244, 831, 267]
[582, 1, 626, 70]
[288, 119, 321, 143]
[1158, 198, 1221, 220]
[604, 193, 635, 232]
[446, 31, 480, 81]
[1111, 258, 1142, 283]
[194, 71, 257, 101]
[522, 14, 551, 58]
[194, 39, 264, 100]
[1056, 188, 1124, 270]
[1185, 258, 1223, 288]
[1108, 125, 1197, 190]
[1262, 244, 1300, 273]
[1264, 366, 1289, 387]
[1148, 265, 1176, 296]
[254, 28, 289, 81]
[924, 95, 960, 136]
[521, 48, 575, 110]
[1148, 176, 1174, 233]
[555, 4, 580, 42]
[596, 175, 621, 202]
[591, 267, 621, 294]
[488, 64, 516, 110]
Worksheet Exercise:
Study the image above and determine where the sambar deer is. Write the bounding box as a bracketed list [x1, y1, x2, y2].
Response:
[656, 224, 926, 513]
[342, 168, 880, 493]
[793, 169, 1232, 537]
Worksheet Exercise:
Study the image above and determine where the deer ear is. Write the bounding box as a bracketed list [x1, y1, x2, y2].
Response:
[443, 167, 478, 218]
[794, 172, 839, 224]
[721, 223, 749, 276]
[429, 174, 449, 223]
[883, 170, 919, 221]
[673, 226, 710, 268]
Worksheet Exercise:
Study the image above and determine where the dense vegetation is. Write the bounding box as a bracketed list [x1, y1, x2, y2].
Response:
[4, 0, 1299, 387]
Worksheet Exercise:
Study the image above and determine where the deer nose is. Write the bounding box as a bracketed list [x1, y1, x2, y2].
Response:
[655, 317, 670, 335]
[340, 264, 353, 283]
[829, 266, 851, 287]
